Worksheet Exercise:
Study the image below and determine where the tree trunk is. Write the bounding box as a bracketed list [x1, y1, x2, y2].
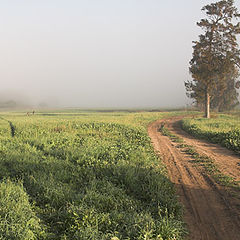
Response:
[205, 88, 210, 118]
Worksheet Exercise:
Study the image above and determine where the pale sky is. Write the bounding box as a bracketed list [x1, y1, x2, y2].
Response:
[0, 0, 239, 108]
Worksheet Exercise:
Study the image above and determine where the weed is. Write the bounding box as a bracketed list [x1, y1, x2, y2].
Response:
[176, 144, 188, 149]
[159, 125, 183, 143]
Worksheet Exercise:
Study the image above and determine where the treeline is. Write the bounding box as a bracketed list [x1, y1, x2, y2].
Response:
[0, 100, 17, 109]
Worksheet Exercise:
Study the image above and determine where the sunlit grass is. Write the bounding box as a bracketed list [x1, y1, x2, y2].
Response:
[0, 110, 188, 239]
[181, 114, 240, 152]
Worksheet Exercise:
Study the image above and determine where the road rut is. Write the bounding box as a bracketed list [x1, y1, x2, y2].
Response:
[148, 117, 240, 240]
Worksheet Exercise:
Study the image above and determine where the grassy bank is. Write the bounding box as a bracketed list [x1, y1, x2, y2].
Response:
[181, 114, 240, 153]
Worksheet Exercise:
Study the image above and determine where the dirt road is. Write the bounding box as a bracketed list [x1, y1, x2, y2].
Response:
[148, 117, 240, 240]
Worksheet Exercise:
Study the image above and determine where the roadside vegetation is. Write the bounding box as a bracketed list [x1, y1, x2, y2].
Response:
[181, 114, 240, 153]
[0, 111, 187, 240]
[159, 123, 240, 191]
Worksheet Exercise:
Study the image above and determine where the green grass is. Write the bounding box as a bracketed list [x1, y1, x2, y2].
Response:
[0, 111, 188, 240]
[181, 114, 240, 153]
[0, 179, 44, 240]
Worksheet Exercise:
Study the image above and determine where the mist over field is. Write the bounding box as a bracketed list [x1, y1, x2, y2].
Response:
[1, 0, 239, 109]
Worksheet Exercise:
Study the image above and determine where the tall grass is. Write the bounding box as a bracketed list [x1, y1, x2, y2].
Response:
[0, 179, 44, 240]
[0, 111, 186, 239]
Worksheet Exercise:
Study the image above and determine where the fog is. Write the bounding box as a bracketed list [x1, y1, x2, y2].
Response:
[1, 0, 239, 109]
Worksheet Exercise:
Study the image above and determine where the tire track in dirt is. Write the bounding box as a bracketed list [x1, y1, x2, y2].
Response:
[168, 118, 240, 182]
[148, 117, 240, 240]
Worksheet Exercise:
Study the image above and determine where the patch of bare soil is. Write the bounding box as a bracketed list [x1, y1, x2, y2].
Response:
[148, 117, 240, 240]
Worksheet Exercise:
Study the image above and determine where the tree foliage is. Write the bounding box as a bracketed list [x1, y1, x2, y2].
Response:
[186, 0, 240, 117]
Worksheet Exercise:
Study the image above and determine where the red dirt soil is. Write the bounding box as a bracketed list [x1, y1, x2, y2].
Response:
[148, 117, 240, 240]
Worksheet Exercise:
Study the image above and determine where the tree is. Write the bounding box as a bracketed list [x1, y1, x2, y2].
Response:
[0, 100, 17, 109]
[186, 58, 240, 112]
[211, 67, 240, 111]
[186, 0, 240, 118]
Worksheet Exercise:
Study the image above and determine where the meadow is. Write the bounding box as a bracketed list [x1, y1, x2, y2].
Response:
[0, 111, 186, 240]
[181, 114, 240, 152]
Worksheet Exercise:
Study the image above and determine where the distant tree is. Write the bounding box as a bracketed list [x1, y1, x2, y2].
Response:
[0, 100, 17, 109]
[185, 0, 240, 118]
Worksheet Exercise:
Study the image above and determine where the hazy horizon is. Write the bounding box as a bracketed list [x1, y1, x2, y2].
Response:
[1, 0, 239, 109]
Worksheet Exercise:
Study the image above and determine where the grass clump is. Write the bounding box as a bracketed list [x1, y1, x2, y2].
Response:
[159, 124, 183, 143]
[0, 179, 45, 240]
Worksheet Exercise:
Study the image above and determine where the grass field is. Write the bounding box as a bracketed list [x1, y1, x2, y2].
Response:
[181, 114, 240, 152]
[0, 111, 187, 240]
